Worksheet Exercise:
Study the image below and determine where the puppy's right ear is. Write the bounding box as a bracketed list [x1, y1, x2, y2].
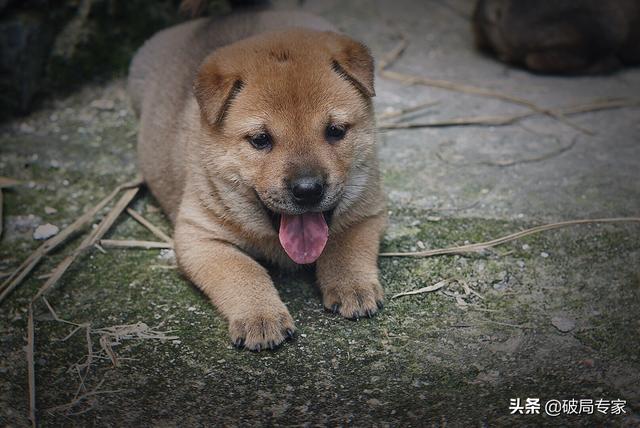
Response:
[194, 56, 243, 127]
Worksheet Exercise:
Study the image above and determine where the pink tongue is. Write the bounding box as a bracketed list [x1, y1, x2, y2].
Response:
[279, 212, 329, 264]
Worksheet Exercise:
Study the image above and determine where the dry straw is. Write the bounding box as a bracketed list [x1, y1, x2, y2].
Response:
[380, 217, 640, 258]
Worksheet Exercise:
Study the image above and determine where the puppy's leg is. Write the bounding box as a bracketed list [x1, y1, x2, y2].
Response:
[316, 213, 386, 319]
[175, 220, 295, 351]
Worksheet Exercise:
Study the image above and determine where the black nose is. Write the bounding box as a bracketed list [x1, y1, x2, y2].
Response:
[290, 176, 325, 205]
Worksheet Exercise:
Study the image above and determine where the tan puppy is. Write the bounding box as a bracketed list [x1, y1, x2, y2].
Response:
[128, 11, 386, 351]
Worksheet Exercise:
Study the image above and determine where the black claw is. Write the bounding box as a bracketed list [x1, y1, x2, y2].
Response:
[331, 303, 340, 314]
[285, 329, 295, 340]
[365, 309, 374, 318]
[376, 301, 384, 310]
[233, 338, 245, 348]
[268, 341, 276, 350]
[253, 344, 261, 352]
[351, 313, 360, 321]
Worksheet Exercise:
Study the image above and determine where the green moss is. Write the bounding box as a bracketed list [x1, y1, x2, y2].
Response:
[2, 199, 638, 425]
[382, 167, 411, 188]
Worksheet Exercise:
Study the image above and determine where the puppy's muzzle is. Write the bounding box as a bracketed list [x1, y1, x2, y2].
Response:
[290, 175, 325, 207]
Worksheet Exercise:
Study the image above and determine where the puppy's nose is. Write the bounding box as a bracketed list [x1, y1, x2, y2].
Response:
[290, 176, 325, 205]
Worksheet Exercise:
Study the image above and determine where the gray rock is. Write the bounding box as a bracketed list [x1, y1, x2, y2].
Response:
[551, 315, 576, 333]
[33, 223, 59, 240]
[44, 206, 57, 215]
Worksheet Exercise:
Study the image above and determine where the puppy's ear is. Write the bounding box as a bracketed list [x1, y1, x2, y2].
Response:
[327, 33, 376, 97]
[194, 55, 243, 126]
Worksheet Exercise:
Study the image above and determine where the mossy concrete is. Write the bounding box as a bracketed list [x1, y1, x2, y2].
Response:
[2, 0, 640, 426]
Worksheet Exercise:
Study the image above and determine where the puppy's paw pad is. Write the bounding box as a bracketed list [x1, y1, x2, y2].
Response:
[229, 309, 295, 352]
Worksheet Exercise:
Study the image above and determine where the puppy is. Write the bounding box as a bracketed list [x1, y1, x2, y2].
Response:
[128, 11, 386, 351]
[473, 0, 640, 74]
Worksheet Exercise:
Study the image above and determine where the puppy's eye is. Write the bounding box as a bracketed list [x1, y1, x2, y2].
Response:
[325, 124, 347, 142]
[248, 133, 272, 150]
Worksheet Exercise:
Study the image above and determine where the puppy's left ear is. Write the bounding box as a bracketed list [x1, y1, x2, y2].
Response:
[327, 33, 376, 97]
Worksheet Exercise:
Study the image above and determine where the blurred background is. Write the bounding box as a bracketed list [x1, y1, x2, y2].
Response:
[1, 0, 222, 119]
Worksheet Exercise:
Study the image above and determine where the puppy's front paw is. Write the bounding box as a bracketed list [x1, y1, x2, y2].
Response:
[322, 280, 384, 320]
[229, 306, 295, 351]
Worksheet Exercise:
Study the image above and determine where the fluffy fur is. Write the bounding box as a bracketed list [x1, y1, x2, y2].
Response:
[129, 11, 386, 351]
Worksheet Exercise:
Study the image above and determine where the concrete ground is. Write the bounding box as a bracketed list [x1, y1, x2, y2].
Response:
[1, 0, 639, 426]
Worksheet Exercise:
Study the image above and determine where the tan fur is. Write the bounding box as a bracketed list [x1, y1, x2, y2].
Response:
[129, 11, 386, 351]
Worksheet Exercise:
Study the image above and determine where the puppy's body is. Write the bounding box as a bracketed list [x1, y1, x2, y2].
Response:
[129, 11, 386, 350]
[473, 0, 640, 74]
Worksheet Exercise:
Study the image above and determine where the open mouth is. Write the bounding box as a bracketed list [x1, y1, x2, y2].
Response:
[260, 200, 334, 265]
[265, 208, 334, 232]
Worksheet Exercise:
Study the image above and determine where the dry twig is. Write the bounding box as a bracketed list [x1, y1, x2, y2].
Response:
[376, 100, 439, 121]
[43, 296, 86, 343]
[0, 177, 142, 304]
[33, 186, 140, 301]
[479, 319, 532, 329]
[40, 298, 177, 415]
[436, 136, 578, 168]
[99, 335, 119, 367]
[378, 98, 639, 130]
[378, 36, 593, 135]
[46, 378, 130, 416]
[73, 326, 94, 400]
[99, 239, 173, 249]
[125, 208, 173, 244]
[27, 303, 36, 428]
[391, 279, 449, 299]
[380, 217, 640, 257]
[93, 321, 178, 341]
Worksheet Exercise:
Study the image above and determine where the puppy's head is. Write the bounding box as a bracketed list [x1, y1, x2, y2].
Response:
[193, 29, 376, 264]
